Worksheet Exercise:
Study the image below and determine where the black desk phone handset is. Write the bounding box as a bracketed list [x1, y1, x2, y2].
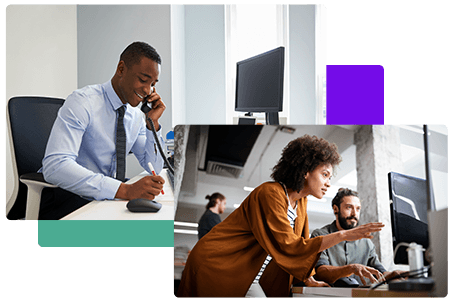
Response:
[140, 87, 153, 114]
[141, 87, 174, 175]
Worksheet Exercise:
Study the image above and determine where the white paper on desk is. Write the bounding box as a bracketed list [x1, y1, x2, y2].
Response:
[125, 172, 149, 184]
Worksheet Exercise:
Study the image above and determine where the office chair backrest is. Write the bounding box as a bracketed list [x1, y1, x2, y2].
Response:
[7, 96, 64, 219]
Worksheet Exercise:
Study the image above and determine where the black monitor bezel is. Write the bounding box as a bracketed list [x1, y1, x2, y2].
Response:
[388, 171, 430, 265]
[234, 46, 285, 113]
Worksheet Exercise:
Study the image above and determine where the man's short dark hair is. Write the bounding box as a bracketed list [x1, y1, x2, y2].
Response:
[332, 188, 359, 210]
[270, 134, 342, 192]
[120, 41, 162, 67]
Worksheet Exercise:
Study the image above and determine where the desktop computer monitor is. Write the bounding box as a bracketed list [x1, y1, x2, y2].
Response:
[388, 172, 429, 265]
[235, 47, 284, 125]
[386, 126, 445, 293]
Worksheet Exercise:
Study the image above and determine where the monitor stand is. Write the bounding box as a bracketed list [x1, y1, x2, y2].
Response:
[238, 117, 256, 125]
[238, 112, 256, 125]
[265, 112, 279, 125]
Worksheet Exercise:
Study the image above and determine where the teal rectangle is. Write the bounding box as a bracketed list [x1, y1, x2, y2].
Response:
[38, 220, 174, 247]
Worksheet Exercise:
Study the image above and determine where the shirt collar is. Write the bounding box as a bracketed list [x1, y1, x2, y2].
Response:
[330, 220, 339, 233]
[279, 182, 298, 210]
[103, 80, 127, 111]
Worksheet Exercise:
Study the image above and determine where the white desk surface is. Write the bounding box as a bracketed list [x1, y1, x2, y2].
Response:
[292, 285, 432, 297]
[62, 169, 174, 220]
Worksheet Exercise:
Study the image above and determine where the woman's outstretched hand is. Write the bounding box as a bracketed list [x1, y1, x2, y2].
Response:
[319, 222, 385, 252]
[343, 222, 385, 241]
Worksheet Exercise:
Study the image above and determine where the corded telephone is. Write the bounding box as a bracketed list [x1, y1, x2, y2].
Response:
[141, 89, 174, 175]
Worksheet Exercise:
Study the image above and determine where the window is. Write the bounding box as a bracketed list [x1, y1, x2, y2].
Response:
[399, 125, 448, 210]
[225, 4, 288, 124]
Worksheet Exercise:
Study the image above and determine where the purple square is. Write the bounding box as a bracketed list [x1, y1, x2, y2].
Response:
[327, 65, 384, 125]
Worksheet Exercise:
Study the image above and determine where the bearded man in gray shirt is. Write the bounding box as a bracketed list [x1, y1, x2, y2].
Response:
[311, 188, 404, 286]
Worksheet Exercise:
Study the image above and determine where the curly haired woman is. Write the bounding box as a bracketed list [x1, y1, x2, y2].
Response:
[177, 135, 384, 297]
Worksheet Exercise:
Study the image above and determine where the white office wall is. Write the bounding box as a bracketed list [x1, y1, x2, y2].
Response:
[289, 5, 317, 124]
[184, 5, 226, 124]
[171, 5, 186, 126]
[77, 5, 173, 178]
[76, 5, 173, 136]
[5, 5, 78, 210]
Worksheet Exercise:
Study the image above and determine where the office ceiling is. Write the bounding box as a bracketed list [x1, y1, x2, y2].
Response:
[174, 123, 448, 242]
[177, 125, 357, 215]
[176, 125, 447, 220]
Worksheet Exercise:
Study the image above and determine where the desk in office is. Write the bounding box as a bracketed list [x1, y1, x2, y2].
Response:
[292, 285, 432, 297]
[61, 169, 174, 220]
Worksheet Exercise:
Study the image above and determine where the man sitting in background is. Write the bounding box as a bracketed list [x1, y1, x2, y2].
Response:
[311, 188, 404, 286]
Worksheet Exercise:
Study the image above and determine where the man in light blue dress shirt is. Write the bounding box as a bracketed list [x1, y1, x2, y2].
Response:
[40, 42, 166, 219]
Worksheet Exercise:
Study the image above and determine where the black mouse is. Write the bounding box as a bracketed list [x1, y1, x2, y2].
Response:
[126, 198, 162, 212]
[333, 276, 361, 287]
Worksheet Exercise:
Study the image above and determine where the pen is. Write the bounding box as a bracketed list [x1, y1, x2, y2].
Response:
[148, 162, 164, 195]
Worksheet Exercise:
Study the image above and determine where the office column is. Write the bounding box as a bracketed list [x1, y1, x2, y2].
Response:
[354, 125, 403, 270]
[174, 125, 190, 213]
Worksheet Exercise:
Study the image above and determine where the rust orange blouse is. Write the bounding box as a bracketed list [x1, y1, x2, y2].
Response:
[177, 182, 324, 297]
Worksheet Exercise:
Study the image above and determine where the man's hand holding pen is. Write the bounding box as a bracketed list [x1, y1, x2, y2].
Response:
[117, 175, 165, 201]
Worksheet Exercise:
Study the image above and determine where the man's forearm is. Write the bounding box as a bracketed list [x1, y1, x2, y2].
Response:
[314, 265, 355, 284]
[43, 156, 120, 200]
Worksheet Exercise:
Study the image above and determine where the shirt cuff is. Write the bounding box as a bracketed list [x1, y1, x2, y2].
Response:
[373, 264, 387, 273]
[146, 123, 163, 142]
[315, 258, 330, 269]
[98, 176, 123, 200]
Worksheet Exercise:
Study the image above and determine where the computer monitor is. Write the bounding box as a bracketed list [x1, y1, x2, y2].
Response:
[387, 126, 442, 292]
[388, 172, 429, 265]
[235, 47, 284, 125]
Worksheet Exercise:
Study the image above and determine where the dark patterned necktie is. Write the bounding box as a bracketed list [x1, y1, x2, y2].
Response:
[116, 106, 126, 181]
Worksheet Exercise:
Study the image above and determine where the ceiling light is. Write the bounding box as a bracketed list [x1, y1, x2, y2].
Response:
[174, 229, 198, 235]
[174, 221, 198, 228]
